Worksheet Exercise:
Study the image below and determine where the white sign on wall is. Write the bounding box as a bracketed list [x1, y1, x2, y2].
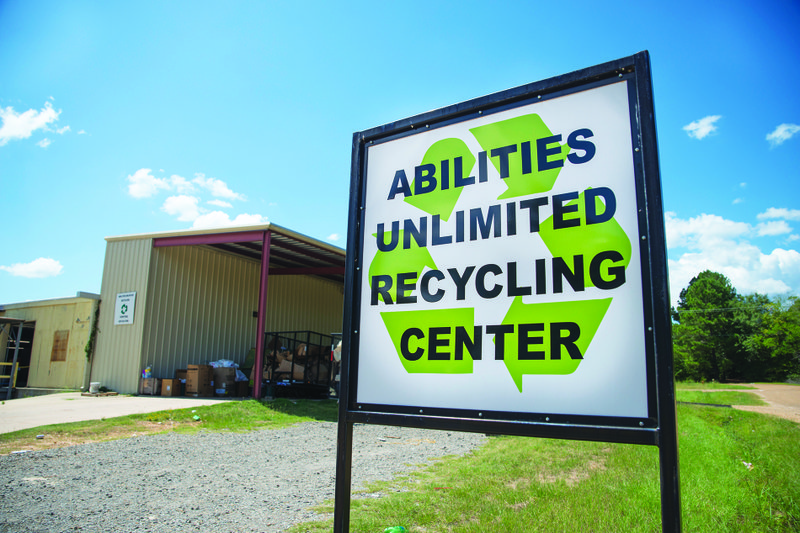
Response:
[114, 292, 136, 326]
[355, 81, 649, 420]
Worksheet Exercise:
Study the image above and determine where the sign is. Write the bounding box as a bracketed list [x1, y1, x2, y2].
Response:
[336, 52, 680, 532]
[356, 79, 651, 422]
[114, 292, 136, 325]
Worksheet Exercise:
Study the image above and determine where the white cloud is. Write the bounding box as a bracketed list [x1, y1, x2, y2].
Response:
[665, 211, 800, 304]
[755, 220, 792, 237]
[77, 129, 87, 135]
[328, 233, 340, 241]
[0, 257, 63, 278]
[127, 168, 170, 199]
[665, 212, 749, 249]
[190, 211, 230, 228]
[162, 195, 200, 221]
[230, 213, 267, 225]
[193, 174, 245, 200]
[683, 115, 722, 140]
[56, 125, 70, 135]
[37, 138, 51, 148]
[169, 174, 196, 194]
[127, 169, 247, 202]
[128, 169, 253, 229]
[0, 101, 61, 146]
[739, 182, 746, 188]
[766, 123, 800, 147]
[732, 198, 743, 205]
[191, 212, 267, 229]
[758, 207, 800, 221]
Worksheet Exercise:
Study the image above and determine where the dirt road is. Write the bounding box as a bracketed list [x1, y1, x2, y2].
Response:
[733, 383, 800, 424]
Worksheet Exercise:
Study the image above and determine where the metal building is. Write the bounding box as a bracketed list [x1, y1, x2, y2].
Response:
[0, 293, 101, 396]
[91, 224, 345, 396]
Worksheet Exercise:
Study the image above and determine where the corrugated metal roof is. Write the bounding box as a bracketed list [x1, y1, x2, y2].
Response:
[106, 223, 346, 284]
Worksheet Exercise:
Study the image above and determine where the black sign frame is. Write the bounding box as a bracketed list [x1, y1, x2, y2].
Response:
[335, 51, 680, 531]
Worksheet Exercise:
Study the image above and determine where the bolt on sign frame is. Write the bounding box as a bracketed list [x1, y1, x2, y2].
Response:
[336, 51, 680, 532]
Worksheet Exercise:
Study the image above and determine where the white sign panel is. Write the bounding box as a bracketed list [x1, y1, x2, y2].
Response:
[114, 292, 136, 326]
[356, 81, 648, 419]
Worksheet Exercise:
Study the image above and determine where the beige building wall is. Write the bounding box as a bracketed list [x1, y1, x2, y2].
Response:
[91, 238, 154, 394]
[0, 294, 100, 390]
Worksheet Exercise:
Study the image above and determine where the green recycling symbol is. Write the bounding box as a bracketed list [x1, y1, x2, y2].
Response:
[369, 113, 632, 392]
[120, 304, 128, 314]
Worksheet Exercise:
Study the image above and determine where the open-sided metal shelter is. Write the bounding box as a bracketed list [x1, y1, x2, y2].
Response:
[91, 224, 345, 396]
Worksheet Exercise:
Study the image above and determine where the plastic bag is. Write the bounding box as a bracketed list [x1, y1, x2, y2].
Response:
[209, 359, 238, 368]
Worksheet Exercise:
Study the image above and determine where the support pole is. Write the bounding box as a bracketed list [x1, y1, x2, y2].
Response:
[333, 417, 354, 531]
[658, 365, 681, 531]
[253, 231, 271, 399]
[6, 322, 23, 401]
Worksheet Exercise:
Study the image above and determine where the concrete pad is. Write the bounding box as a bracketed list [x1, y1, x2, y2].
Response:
[0, 392, 234, 434]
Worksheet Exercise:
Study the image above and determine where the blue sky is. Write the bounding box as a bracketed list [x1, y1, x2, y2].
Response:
[1, 0, 798, 306]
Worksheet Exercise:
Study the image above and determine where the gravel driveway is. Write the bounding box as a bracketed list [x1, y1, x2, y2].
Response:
[0, 422, 486, 533]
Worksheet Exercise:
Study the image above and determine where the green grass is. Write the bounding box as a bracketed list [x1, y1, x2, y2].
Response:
[136, 398, 337, 431]
[291, 404, 799, 532]
[0, 398, 337, 454]
[676, 381, 756, 390]
[676, 390, 766, 406]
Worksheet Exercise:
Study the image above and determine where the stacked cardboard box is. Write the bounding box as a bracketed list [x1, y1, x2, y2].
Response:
[212, 367, 236, 396]
[186, 364, 213, 396]
[175, 369, 187, 395]
[139, 377, 161, 395]
[161, 378, 180, 397]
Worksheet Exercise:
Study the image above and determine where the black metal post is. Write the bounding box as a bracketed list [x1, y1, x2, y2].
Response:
[333, 417, 353, 532]
[658, 393, 681, 531]
[632, 51, 681, 531]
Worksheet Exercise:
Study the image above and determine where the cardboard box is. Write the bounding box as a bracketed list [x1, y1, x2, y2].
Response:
[186, 364, 212, 394]
[139, 377, 161, 395]
[187, 385, 214, 397]
[174, 369, 188, 395]
[235, 381, 250, 397]
[161, 378, 179, 397]
[213, 367, 236, 396]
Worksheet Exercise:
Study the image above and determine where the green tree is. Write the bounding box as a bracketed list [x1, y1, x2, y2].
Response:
[743, 297, 800, 381]
[672, 271, 738, 381]
[728, 292, 772, 381]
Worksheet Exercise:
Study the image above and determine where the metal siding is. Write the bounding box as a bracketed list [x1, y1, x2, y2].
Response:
[91, 239, 153, 394]
[141, 246, 261, 378]
[263, 275, 344, 335]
